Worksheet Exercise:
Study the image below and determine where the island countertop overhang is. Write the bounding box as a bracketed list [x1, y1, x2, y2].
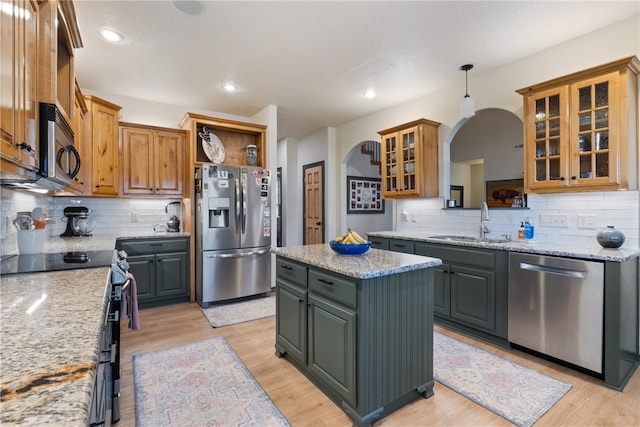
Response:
[272, 243, 442, 279]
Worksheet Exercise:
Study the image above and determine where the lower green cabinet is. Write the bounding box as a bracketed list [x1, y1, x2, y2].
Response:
[116, 237, 190, 308]
[276, 279, 307, 364]
[415, 243, 507, 342]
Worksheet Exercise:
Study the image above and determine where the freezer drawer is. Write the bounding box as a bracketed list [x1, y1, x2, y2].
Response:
[508, 252, 604, 373]
[198, 247, 271, 306]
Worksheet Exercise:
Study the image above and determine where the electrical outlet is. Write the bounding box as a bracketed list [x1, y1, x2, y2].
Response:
[577, 214, 596, 228]
[540, 213, 569, 227]
[131, 211, 139, 223]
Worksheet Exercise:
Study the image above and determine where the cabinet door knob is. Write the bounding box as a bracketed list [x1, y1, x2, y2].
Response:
[571, 176, 577, 180]
[559, 177, 565, 181]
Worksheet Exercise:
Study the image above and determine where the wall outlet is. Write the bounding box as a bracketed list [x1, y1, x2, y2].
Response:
[577, 214, 596, 228]
[131, 211, 139, 223]
[540, 213, 569, 227]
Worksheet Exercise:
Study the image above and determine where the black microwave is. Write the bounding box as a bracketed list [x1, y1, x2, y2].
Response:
[38, 103, 80, 189]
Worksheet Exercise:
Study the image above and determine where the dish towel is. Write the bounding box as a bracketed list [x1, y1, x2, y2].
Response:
[121, 272, 140, 330]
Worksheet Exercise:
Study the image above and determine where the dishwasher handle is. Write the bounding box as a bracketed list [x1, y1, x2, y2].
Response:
[519, 262, 587, 279]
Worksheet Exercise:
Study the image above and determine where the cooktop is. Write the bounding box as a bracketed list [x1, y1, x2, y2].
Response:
[0, 250, 114, 275]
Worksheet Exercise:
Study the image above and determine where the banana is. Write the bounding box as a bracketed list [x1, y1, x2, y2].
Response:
[348, 228, 367, 244]
[342, 234, 354, 244]
[335, 235, 344, 243]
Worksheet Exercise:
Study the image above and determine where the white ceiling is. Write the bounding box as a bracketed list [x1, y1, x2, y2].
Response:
[73, 1, 639, 140]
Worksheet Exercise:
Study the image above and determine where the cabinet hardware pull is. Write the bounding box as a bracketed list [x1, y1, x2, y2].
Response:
[318, 278, 334, 285]
[571, 176, 577, 180]
[280, 265, 292, 270]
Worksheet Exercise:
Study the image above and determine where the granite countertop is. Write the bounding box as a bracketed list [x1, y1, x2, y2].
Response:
[39, 231, 191, 254]
[0, 231, 190, 425]
[0, 268, 110, 426]
[272, 243, 442, 279]
[367, 231, 640, 262]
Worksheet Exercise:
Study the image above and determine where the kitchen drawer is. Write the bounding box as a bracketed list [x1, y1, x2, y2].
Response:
[276, 258, 307, 287]
[117, 238, 188, 255]
[309, 269, 356, 308]
[389, 238, 415, 254]
[415, 243, 495, 269]
[368, 236, 389, 250]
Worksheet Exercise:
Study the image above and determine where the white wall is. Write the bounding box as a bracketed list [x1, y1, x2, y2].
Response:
[327, 14, 640, 248]
[344, 143, 393, 236]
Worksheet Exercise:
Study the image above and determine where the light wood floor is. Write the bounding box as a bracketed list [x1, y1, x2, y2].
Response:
[118, 302, 639, 427]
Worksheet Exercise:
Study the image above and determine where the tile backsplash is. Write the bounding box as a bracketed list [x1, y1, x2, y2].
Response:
[396, 190, 639, 249]
[1, 188, 182, 256]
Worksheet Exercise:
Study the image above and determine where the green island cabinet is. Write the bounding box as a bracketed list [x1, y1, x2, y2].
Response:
[274, 254, 436, 426]
[116, 237, 190, 308]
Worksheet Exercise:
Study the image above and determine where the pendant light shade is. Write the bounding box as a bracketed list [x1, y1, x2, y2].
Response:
[459, 64, 475, 118]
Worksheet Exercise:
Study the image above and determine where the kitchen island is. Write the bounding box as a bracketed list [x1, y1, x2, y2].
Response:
[273, 244, 442, 426]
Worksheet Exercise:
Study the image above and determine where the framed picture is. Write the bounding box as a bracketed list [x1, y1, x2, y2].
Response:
[485, 179, 525, 208]
[449, 185, 464, 208]
[347, 176, 384, 214]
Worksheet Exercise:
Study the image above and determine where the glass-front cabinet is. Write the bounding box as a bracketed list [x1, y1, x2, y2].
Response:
[518, 56, 639, 193]
[378, 118, 440, 199]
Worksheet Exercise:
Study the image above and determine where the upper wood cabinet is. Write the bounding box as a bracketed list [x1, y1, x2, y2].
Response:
[179, 113, 267, 168]
[69, 79, 88, 194]
[517, 56, 639, 193]
[0, 0, 39, 176]
[378, 119, 440, 199]
[38, 0, 82, 122]
[120, 123, 186, 196]
[83, 95, 122, 196]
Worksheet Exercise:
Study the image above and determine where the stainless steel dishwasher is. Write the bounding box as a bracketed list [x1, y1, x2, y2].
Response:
[508, 252, 604, 373]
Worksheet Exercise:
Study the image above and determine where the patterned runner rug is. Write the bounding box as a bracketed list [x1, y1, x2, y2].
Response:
[133, 336, 290, 427]
[434, 331, 572, 427]
[201, 293, 275, 327]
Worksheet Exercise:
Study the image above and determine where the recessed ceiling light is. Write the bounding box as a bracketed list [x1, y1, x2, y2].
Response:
[222, 82, 238, 92]
[171, 0, 205, 16]
[99, 28, 125, 43]
[363, 89, 377, 99]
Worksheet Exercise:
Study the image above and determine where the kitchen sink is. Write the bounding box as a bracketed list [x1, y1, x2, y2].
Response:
[429, 235, 511, 244]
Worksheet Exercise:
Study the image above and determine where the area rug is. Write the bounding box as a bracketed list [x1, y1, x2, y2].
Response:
[133, 336, 290, 427]
[434, 331, 572, 427]
[201, 293, 275, 327]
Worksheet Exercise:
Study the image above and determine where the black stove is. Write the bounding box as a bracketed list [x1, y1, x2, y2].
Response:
[0, 250, 114, 275]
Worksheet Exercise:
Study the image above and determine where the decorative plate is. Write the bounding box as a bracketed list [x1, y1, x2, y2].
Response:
[199, 127, 225, 163]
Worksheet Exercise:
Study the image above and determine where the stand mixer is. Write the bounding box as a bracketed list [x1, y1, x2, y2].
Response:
[61, 206, 95, 237]
[165, 201, 181, 232]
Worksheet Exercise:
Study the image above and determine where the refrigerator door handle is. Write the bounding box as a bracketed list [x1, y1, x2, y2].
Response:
[242, 173, 247, 234]
[235, 178, 241, 234]
[205, 248, 270, 259]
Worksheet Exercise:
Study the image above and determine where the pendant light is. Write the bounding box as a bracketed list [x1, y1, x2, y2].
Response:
[459, 64, 475, 118]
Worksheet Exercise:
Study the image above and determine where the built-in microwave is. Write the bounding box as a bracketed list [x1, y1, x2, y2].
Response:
[38, 102, 80, 189]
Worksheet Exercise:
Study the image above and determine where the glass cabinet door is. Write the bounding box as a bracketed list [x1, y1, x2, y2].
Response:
[570, 72, 619, 186]
[526, 86, 569, 190]
[399, 126, 418, 194]
[382, 134, 397, 193]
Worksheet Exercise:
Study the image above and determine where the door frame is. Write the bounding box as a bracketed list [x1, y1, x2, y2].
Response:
[302, 161, 325, 244]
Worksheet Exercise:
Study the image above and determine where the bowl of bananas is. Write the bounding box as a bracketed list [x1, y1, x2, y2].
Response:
[330, 229, 371, 255]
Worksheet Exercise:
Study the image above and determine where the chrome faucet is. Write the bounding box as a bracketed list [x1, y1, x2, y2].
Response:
[480, 202, 490, 239]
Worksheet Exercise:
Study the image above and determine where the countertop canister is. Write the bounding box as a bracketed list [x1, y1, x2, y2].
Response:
[596, 225, 625, 248]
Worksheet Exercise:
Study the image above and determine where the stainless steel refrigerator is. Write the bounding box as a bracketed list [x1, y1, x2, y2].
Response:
[195, 164, 272, 307]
